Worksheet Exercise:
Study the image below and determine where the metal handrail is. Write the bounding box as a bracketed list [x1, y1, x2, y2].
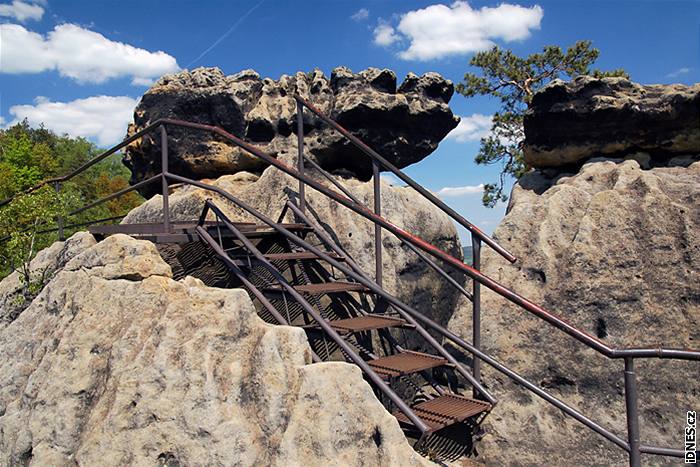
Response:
[156, 119, 696, 465]
[198, 198, 431, 435]
[293, 94, 517, 264]
[8, 115, 692, 360]
[2, 115, 697, 465]
[300, 154, 473, 301]
[0, 120, 164, 208]
[170, 180, 677, 460]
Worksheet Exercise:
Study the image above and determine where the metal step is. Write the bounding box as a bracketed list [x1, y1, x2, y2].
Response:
[264, 281, 370, 295]
[367, 350, 448, 379]
[394, 394, 491, 433]
[325, 315, 411, 332]
[263, 251, 345, 262]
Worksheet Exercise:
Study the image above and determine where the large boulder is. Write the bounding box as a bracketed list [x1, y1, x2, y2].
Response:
[0, 233, 431, 466]
[124, 67, 459, 196]
[123, 166, 465, 331]
[0, 232, 96, 328]
[449, 159, 700, 465]
[524, 76, 700, 168]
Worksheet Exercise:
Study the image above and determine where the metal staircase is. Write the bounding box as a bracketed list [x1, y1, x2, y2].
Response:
[4, 95, 698, 466]
[98, 199, 494, 458]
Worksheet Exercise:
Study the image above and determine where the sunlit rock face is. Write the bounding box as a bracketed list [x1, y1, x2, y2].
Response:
[449, 76, 700, 466]
[0, 233, 432, 466]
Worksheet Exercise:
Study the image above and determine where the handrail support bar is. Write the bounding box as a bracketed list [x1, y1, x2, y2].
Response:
[161, 126, 170, 232]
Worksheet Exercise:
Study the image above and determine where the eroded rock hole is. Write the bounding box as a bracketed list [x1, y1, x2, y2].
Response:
[157, 452, 180, 467]
[525, 267, 547, 283]
[246, 119, 276, 142]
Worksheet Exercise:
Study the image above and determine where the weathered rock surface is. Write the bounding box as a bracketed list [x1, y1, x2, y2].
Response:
[0, 233, 431, 466]
[123, 166, 465, 331]
[0, 232, 96, 328]
[524, 76, 700, 168]
[449, 159, 700, 465]
[124, 67, 458, 195]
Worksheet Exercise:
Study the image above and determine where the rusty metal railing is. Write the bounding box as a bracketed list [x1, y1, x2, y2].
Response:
[197, 198, 431, 435]
[2, 114, 698, 466]
[166, 169, 696, 464]
[295, 150, 479, 390]
[293, 95, 506, 386]
[163, 117, 699, 466]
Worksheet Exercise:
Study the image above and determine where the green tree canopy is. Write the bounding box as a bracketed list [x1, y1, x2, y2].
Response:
[456, 40, 628, 207]
[0, 121, 142, 281]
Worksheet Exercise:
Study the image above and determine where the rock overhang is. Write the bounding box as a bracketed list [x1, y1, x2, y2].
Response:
[124, 66, 459, 197]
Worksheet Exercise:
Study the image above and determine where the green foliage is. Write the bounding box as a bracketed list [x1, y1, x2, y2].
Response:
[0, 120, 143, 281]
[0, 185, 76, 292]
[456, 40, 629, 207]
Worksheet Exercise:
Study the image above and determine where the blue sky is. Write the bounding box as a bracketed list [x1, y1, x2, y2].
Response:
[1, 0, 698, 239]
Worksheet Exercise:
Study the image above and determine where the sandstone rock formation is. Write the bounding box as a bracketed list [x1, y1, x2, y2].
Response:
[124, 67, 459, 196]
[0, 233, 431, 466]
[524, 76, 700, 168]
[0, 231, 96, 328]
[123, 167, 465, 331]
[450, 78, 700, 465]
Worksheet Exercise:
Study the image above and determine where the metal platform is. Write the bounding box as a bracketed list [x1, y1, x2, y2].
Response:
[88, 222, 313, 243]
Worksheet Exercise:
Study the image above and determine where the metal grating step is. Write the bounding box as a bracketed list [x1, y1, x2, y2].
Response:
[264, 281, 370, 295]
[394, 394, 491, 433]
[263, 251, 345, 261]
[325, 315, 410, 332]
[367, 350, 448, 379]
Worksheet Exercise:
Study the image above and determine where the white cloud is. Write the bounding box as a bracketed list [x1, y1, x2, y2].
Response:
[448, 113, 492, 142]
[437, 183, 484, 197]
[7, 95, 138, 146]
[351, 8, 369, 21]
[667, 67, 691, 78]
[131, 77, 155, 87]
[376, 1, 543, 61]
[0, 0, 43, 22]
[373, 23, 400, 46]
[0, 23, 180, 84]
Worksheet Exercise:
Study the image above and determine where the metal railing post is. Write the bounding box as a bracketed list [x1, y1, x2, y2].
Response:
[624, 358, 642, 467]
[54, 181, 65, 241]
[472, 236, 482, 393]
[373, 161, 382, 286]
[296, 101, 306, 214]
[160, 125, 170, 232]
